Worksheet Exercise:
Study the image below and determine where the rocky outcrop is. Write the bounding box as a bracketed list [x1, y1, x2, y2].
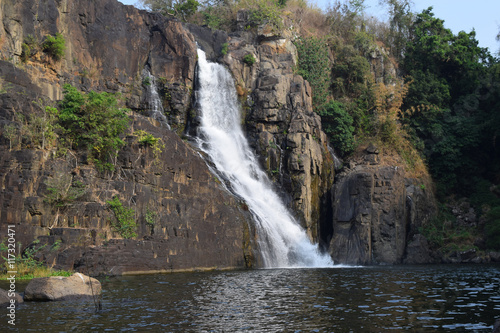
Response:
[213, 12, 335, 242]
[0, 110, 254, 274]
[24, 273, 101, 301]
[326, 146, 436, 265]
[0, 0, 196, 131]
[0, 0, 255, 274]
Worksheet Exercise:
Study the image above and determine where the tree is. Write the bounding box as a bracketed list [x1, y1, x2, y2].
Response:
[318, 100, 355, 156]
[295, 36, 331, 109]
[401, 7, 495, 195]
[138, 0, 200, 21]
[379, 0, 414, 61]
[58, 85, 129, 170]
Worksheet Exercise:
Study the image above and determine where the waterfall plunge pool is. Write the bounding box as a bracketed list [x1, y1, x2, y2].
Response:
[3, 264, 499, 332]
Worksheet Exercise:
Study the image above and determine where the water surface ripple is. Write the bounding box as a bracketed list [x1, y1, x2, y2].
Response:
[2, 265, 499, 332]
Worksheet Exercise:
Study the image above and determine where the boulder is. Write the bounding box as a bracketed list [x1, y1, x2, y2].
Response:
[327, 163, 436, 265]
[24, 273, 101, 301]
[404, 234, 434, 264]
[0, 288, 24, 307]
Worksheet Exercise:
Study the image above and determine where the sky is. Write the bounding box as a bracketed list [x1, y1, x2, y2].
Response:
[118, 0, 500, 54]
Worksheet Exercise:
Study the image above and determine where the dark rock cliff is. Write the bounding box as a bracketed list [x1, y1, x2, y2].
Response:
[327, 146, 437, 265]
[0, 0, 254, 275]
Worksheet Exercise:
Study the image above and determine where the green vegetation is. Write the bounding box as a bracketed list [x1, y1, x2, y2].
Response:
[134, 130, 165, 165]
[139, 0, 199, 21]
[317, 101, 355, 156]
[21, 35, 38, 62]
[419, 205, 477, 254]
[243, 54, 256, 66]
[0, 240, 73, 280]
[58, 84, 129, 171]
[295, 36, 331, 108]
[44, 172, 86, 208]
[106, 196, 137, 239]
[42, 33, 66, 61]
[221, 42, 229, 56]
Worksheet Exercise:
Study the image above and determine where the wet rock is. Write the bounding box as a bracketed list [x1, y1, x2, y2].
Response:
[327, 164, 436, 265]
[24, 273, 101, 301]
[404, 234, 434, 264]
[0, 288, 24, 307]
[490, 252, 500, 262]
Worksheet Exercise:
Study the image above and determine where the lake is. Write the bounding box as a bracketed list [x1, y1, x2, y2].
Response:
[2, 264, 500, 332]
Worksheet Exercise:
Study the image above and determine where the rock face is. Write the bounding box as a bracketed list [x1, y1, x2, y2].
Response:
[213, 12, 335, 242]
[24, 273, 101, 301]
[0, 0, 255, 275]
[0, 288, 24, 307]
[326, 148, 436, 265]
[0, 0, 196, 131]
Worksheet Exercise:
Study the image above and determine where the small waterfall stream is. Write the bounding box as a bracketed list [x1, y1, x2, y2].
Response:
[143, 69, 170, 128]
[195, 49, 333, 268]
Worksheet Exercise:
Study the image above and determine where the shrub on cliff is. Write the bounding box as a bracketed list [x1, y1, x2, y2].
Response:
[318, 100, 355, 156]
[294, 36, 330, 109]
[42, 33, 66, 61]
[58, 84, 129, 171]
[106, 196, 137, 239]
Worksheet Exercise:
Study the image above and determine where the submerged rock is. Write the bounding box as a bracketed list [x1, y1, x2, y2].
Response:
[0, 288, 24, 307]
[24, 273, 101, 301]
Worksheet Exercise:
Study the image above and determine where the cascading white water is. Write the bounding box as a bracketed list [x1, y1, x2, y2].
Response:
[143, 69, 170, 128]
[195, 49, 333, 268]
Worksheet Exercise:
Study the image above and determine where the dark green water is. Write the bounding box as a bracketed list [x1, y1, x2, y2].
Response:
[2, 264, 500, 332]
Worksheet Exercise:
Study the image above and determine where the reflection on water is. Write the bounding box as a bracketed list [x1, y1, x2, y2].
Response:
[1, 265, 499, 332]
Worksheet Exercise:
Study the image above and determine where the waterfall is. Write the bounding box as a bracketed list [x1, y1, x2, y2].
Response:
[143, 69, 170, 128]
[195, 49, 333, 268]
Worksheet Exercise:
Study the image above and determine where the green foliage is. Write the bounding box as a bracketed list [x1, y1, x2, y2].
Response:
[419, 204, 476, 253]
[174, 0, 200, 21]
[318, 100, 355, 156]
[21, 35, 38, 62]
[331, 41, 372, 100]
[145, 208, 158, 226]
[401, 7, 496, 196]
[2, 123, 18, 150]
[145, 208, 158, 235]
[247, 0, 284, 31]
[106, 196, 137, 239]
[58, 84, 129, 171]
[42, 33, 66, 61]
[0, 240, 73, 280]
[139, 0, 198, 21]
[295, 36, 331, 108]
[44, 172, 86, 208]
[134, 130, 165, 164]
[243, 53, 256, 66]
[15, 101, 59, 150]
[221, 42, 228, 56]
[379, 0, 414, 60]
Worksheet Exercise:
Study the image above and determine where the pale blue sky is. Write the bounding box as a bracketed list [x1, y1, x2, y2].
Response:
[118, 0, 500, 54]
